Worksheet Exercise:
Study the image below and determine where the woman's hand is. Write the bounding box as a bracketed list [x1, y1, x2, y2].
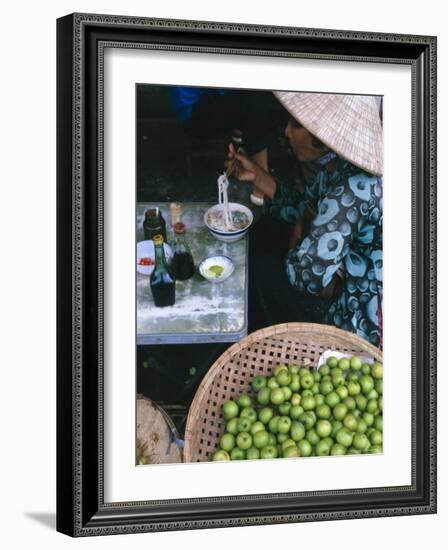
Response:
[226, 143, 258, 182]
[226, 144, 277, 200]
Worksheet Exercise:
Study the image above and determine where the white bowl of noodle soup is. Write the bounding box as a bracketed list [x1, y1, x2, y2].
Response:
[204, 203, 253, 243]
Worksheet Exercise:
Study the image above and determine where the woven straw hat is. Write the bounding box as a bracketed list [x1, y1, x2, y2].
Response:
[274, 92, 383, 175]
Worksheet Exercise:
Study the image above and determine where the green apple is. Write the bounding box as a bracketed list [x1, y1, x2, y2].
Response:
[371, 362, 383, 379]
[300, 411, 317, 430]
[316, 404, 331, 419]
[258, 407, 274, 425]
[257, 387, 271, 406]
[343, 397, 357, 411]
[360, 375, 374, 395]
[330, 443, 347, 455]
[298, 439, 312, 457]
[343, 413, 358, 432]
[333, 403, 348, 421]
[289, 405, 303, 420]
[222, 400, 239, 420]
[306, 429, 320, 446]
[288, 364, 300, 375]
[290, 393, 301, 406]
[336, 386, 349, 400]
[253, 430, 270, 449]
[369, 430, 383, 446]
[240, 407, 257, 423]
[274, 364, 289, 376]
[347, 381, 361, 396]
[250, 421, 265, 435]
[246, 446, 260, 460]
[270, 387, 285, 405]
[325, 391, 340, 408]
[289, 374, 301, 392]
[300, 372, 314, 389]
[236, 432, 253, 451]
[290, 421, 306, 442]
[316, 419, 332, 438]
[277, 416, 292, 434]
[251, 375, 267, 393]
[276, 370, 291, 387]
[331, 420, 343, 438]
[352, 433, 369, 451]
[268, 416, 281, 434]
[260, 445, 278, 459]
[282, 386, 292, 401]
[283, 445, 300, 458]
[302, 395, 316, 411]
[237, 393, 252, 408]
[350, 356, 363, 370]
[278, 401, 291, 416]
[336, 428, 354, 447]
[230, 447, 245, 460]
[226, 418, 239, 435]
[316, 439, 331, 456]
[355, 394, 368, 411]
[366, 399, 379, 414]
[320, 380, 334, 396]
[237, 417, 252, 433]
[220, 433, 235, 452]
[212, 450, 230, 461]
[319, 364, 330, 376]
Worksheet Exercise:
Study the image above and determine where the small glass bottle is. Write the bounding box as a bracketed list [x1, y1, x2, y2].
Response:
[143, 207, 167, 242]
[150, 234, 175, 307]
[170, 202, 182, 226]
[170, 222, 195, 281]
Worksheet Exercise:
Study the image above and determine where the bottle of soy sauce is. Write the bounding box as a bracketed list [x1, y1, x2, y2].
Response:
[150, 234, 175, 307]
[171, 222, 195, 281]
[143, 207, 167, 242]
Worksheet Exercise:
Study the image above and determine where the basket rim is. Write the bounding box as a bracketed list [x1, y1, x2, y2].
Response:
[183, 322, 382, 462]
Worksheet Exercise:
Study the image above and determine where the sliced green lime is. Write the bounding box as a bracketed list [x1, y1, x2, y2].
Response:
[209, 265, 224, 277]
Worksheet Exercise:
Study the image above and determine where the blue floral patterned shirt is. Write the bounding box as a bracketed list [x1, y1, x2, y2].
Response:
[270, 157, 383, 347]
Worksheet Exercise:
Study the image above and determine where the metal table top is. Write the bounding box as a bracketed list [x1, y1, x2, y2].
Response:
[136, 202, 249, 345]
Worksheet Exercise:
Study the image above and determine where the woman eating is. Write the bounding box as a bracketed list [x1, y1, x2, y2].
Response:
[228, 92, 383, 347]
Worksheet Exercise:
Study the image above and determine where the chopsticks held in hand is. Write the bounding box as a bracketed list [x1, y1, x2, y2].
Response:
[217, 173, 234, 231]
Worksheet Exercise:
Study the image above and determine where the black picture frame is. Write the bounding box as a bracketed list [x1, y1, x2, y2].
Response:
[56, 13, 437, 536]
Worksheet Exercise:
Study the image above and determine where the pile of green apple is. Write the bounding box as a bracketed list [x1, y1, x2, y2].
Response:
[211, 356, 383, 461]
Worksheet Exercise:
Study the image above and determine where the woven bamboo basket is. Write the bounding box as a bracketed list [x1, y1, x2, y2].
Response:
[184, 323, 382, 463]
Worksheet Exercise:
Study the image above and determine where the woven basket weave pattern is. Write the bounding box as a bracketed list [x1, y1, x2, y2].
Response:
[184, 323, 382, 463]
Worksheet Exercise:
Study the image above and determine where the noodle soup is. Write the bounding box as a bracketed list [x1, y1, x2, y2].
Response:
[204, 203, 253, 243]
[206, 209, 251, 232]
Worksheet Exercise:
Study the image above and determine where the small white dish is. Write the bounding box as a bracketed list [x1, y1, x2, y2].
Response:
[199, 255, 235, 283]
[136, 240, 173, 276]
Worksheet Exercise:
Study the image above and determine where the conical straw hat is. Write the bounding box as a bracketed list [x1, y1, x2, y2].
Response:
[273, 92, 383, 176]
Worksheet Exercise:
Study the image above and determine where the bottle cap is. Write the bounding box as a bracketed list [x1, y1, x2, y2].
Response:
[145, 207, 159, 219]
[173, 222, 186, 235]
[153, 234, 164, 245]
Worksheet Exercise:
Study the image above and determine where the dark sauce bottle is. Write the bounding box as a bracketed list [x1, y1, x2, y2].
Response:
[143, 207, 167, 242]
[150, 234, 175, 307]
[170, 222, 195, 281]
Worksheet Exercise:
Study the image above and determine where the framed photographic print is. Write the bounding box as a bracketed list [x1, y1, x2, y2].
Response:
[56, 13, 437, 536]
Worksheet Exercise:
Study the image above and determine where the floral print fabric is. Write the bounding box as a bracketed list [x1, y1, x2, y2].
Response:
[270, 157, 383, 347]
